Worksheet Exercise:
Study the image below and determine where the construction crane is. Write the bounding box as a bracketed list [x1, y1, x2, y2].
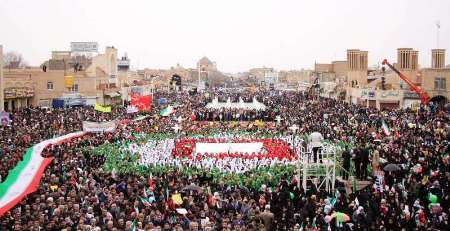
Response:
[382, 59, 430, 105]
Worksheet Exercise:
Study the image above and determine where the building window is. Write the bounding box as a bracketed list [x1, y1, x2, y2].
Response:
[47, 82, 54, 90]
[71, 84, 79, 93]
[434, 77, 446, 90]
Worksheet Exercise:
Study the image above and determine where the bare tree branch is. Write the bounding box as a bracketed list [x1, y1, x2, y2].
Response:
[3, 51, 27, 69]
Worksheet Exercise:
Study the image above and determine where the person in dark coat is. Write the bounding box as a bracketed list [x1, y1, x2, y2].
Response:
[360, 143, 370, 180]
[353, 146, 362, 179]
[342, 146, 351, 180]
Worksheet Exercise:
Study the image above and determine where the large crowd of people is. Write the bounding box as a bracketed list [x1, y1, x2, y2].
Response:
[0, 90, 449, 230]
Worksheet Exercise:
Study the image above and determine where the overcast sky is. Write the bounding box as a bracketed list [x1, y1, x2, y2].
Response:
[1, 0, 449, 72]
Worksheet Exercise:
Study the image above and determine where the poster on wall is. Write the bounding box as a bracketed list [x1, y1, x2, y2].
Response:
[64, 76, 74, 88]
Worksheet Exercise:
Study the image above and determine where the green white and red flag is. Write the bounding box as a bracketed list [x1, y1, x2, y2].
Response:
[0, 131, 85, 217]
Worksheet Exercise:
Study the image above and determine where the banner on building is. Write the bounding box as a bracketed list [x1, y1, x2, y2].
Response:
[82, 121, 116, 133]
[64, 76, 74, 88]
[70, 42, 99, 52]
[131, 95, 151, 111]
[0, 112, 11, 126]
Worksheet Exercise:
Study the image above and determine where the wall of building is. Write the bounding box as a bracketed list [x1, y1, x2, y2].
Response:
[248, 67, 274, 83]
[332, 61, 348, 78]
[0, 45, 4, 111]
[278, 70, 313, 85]
[2, 69, 34, 110]
[347, 87, 405, 109]
[3, 69, 102, 107]
[86, 47, 117, 83]
[421, 68, 450, 100]
[314, 63, 333, 73]
[347, 70, 367, 87]
[51, 51, 71, 60]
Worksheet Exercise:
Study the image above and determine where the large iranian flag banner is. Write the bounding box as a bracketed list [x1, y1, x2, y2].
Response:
[0, 131, 85, 216]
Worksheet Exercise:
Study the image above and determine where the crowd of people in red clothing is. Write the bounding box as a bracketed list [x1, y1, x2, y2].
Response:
[171, 138, 295, 161]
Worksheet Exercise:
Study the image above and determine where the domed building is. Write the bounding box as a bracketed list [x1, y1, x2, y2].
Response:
[197, 56, 217, 72]
[196, 56, 228, 90]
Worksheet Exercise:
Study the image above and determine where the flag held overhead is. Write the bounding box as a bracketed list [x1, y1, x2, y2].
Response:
[94, 103, 111, 113]
[160, 106, 175, 117]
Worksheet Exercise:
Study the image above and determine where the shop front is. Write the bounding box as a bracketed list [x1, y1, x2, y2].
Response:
[379, 101, 400, 110]
[360, 89, 377, 108]
[3, 87, 34, 111]
[104, 91, 122, 105]
[378, 90, 400, 110]
[402, 91, 421, 110]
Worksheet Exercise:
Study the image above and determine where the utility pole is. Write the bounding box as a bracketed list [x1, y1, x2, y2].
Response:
[197, 65, 201, 91]
[0, 45, 4, 111]
[436, 20, 441, 49]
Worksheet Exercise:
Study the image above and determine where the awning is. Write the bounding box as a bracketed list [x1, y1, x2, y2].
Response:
[379, 100, 399, 104]
[104, 92, 121, 97]
[65, 98, 86, 106]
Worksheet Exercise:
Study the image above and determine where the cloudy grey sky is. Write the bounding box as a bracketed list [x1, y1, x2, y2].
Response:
[1, 0, 449, 72]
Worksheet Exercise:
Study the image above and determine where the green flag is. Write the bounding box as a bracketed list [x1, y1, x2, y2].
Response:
[139, 196, 151, 206]
[352, 177, 356, 193]
[131, 220, 136, 231]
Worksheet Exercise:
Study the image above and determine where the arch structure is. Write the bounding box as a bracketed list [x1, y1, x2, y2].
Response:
[430, 95, 448, 105]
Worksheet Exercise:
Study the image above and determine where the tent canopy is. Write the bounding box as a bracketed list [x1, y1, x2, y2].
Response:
[206, 97, 266, 110]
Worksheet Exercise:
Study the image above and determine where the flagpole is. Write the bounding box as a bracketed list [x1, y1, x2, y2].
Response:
[436, 20, 440, 49]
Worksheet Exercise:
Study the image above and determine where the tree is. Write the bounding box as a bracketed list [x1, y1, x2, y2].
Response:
[3, 51, 27, 69]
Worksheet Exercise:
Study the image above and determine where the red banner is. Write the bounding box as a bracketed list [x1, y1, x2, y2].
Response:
[131, 95, 151, 111]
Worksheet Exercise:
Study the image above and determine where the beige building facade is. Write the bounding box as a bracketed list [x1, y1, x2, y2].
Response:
[0, 45, 4, 111]
[346, 48, 449, 109]
[313, 59, 349, 98]
[2, 45, 121, 111]
[346, 49, 368, 88]
[278, 70, 313, 87]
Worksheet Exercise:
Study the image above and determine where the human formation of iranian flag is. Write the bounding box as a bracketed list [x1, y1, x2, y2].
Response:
[133, 136, 298, 174]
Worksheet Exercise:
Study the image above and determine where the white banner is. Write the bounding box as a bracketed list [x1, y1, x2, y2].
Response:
[82, 121, 116, 133]
[70, 42, 99, 52]
[126, 105, 138, 114]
